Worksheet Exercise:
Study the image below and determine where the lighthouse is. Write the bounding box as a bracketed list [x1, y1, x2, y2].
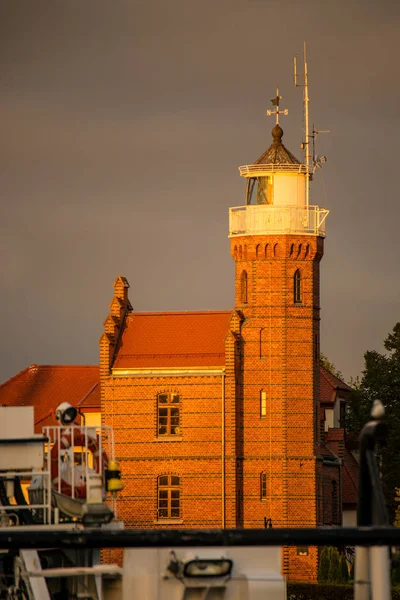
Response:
[229, 90, 329, 580]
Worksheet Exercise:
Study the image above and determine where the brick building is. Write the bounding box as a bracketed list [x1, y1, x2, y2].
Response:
[98, 122, 351, 580]
[0, 118, 356, 582]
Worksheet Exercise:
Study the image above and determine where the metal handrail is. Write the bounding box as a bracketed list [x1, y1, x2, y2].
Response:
[239, 164, 309, 175]
[229, 204, 329, 237]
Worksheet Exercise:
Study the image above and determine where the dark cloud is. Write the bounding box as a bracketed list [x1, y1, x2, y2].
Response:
[1, 0, 400, 382]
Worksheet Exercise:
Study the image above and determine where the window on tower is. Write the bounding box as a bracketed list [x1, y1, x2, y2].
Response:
[260, 472, 267, 501]
[260, 390, 267, 419]
[157, 393, 181, 437]
[241, 271, 248, 304]
[294, 269, 302, 304]
[157, 475, 180, 519]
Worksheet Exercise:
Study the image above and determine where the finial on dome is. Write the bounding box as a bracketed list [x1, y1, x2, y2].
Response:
[272, 124, 283, 143]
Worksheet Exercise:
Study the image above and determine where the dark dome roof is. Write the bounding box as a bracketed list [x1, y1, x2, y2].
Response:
[254, 125, 301, 166]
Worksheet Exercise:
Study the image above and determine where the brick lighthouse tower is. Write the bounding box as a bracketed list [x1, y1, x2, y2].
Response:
[229, 92, 329, 579]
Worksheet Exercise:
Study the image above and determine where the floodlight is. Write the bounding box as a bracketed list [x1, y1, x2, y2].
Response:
[55, 402, 78, 425]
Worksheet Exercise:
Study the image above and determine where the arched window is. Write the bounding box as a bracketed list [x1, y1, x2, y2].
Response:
[255, 244, 260, 259]
[239, 246, 243, 260]
[289, 243, 295, 258]
[234, 245, 238, 260]
[260, 472, 267, 500]
[244, 245, 247, 260]
[294, 269, 302, 304]
[264, 244, 269, 259]
[240, 271, 248, 304]
[157, 393, 180, 436]
[273, 243, 279, 257]
[297, 244, 302, 258]
[304, 244, 309, 259]
[158, 475, 180, 519]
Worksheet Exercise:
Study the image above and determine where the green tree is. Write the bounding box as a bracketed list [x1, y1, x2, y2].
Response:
[327, 547, 340, 582]
[318, 546, 330, 582]
[347, 323, 400, 522]
[320, 353, 344, 381]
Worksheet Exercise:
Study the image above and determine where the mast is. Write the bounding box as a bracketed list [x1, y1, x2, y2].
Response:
[294, 42, 310, 208]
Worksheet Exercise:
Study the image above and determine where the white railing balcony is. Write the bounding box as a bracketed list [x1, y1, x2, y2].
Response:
[229, 204, 329, 237]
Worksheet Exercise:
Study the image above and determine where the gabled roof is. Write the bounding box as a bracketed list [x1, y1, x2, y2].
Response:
[255, 125, 301, 166]
[320, 366, 352, 404]
[0, 365, 100, 432]
[113, 311, 232, 369]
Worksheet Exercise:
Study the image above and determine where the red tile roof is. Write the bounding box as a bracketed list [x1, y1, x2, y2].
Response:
[320, 366, 351, 404]
[113, 311, 232, 369]
[0, 365, 100, 432]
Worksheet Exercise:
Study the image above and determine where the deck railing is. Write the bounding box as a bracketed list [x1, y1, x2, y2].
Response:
[229, 204, 329, 237]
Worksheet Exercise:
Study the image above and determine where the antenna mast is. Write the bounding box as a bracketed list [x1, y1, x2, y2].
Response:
[294, 42, 310, 208]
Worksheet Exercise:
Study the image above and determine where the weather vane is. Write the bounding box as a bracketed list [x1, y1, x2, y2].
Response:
[266, 88, 288, 125]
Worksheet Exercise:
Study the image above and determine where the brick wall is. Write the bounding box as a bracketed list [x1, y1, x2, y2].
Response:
[230, 234, 324, 580]
[102, 373, 230, 529]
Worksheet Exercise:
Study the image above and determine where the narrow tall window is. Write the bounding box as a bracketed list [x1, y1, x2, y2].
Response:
[241, 271, 248, 304]
[158, 475, 180, 519]
[260, 390, 267, 419]
[260, 473, 267, 500]
[158, 393, 180, 436]
[294, 269, 302, 304]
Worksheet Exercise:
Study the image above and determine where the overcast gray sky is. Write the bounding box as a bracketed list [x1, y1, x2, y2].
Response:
[1, 0, 399, 384]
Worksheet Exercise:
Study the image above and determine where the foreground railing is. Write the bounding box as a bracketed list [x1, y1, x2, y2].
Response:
[0, 526, 397, 549]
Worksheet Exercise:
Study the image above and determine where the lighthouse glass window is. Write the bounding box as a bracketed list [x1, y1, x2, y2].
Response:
[158, 393, 180, 436]
[256, 177, 273, 205]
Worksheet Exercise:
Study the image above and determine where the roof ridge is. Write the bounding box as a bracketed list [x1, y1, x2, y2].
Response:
[0, 365, 100, 388]
[119, 352, 225, 358]
[127, 310, 232, 316]
[0, 365, 31, 389]
[28, 365, 98, 370]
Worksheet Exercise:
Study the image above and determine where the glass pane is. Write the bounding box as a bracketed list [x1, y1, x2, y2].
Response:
[171, 490, 180, 498]
[158, 426, 167, 435]
[158, 394, 168, 403]
[159, 476, 168, 486]
[159, 408, 168, 417]
[170, 408, 179, 417]
[159, 500, 168, 509]
[159, 491, 168, 500]
[171, 476, 180, 486]
[171, 394, 179, 403]
[159, 509, 168, 518]
[171, 508, 180, 517]
[171, 417, 180, 427]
